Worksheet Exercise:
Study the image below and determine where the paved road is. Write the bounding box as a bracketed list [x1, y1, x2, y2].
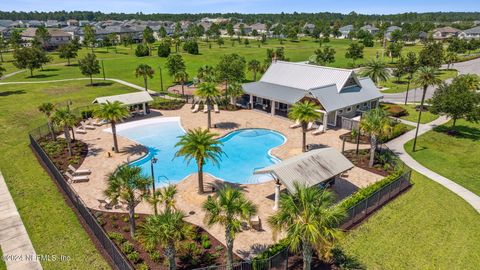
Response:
[382, 57, 480, 103]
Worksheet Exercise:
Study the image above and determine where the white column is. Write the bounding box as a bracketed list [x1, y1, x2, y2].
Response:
[249, 95, 254, 109]
[271, 100, 275, 116]
[273, 182, 281, 211]
[142, 103, 147, 114]
[323, 112, 328, 132]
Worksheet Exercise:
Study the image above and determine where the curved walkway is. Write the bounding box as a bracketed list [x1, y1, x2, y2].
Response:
[386, 116, 480, 213]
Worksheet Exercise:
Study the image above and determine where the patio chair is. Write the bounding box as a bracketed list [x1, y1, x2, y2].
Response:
[75, 127, 87, 134]
[68, 164, 91, 175]
[306, 122, 314, 131]
[290, 119, 301, 129]
[250, 215, 262, 231]
[203, 105, 209, 113]
[92, 119, 108, 126]
[312, 124, 325, 135]
[97, 198, 113, 210]
[214, 104, 220, 113]
[81, 121, 95, 130]
[191, 104, 200, 113]
[65, 171, 89, 183]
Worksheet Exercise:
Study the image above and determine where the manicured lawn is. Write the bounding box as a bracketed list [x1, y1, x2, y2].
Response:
[341, 172, 480, 269]
[381, 103, 439, 124]
[0, 81, 136, 269]
[0, 248, 5, 270]
[381, 69, 458, 94]
[405, 119, 480, 195]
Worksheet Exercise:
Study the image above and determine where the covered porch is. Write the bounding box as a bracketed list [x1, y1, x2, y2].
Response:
[92, 91, 154, 115]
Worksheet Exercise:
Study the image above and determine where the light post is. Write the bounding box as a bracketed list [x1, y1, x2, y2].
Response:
[150, 156, 158, 215]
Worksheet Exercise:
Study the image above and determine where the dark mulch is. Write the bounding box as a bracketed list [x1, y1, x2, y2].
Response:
[38, 137, 88, 173]
[93, 211, 238, 270]
[343, 149, 392, 177]
[339, 132, 370, 144]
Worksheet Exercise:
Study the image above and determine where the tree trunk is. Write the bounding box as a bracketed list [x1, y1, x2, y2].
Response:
[70, 127, 76, 141]
[301, 123, 307, 152]
[128, 202, 136, 238]
[64, 126, 73, 156]
[30, 68, 33, 77]
[181, 82, 185, 96]
[452, 117, 457, 128]
[197, 161, 205, 194]
[207, 103, 212, 129]
[67, 58, 70, 66]
[112, 121, 120, 153]
[48, 120, 56, 141]
[302, 241, 313, 270]
[90, 75, 93, 86]
[412, 86, 428, 152]
[404, 78, 411, 105]
[225, 225, 234, 270]
[144, 77, 148, 91]
[165, 244, 176, 270]
[0, 51, 3, 62]
[369, 134, 377, 167]
[253, 71, 257, 81]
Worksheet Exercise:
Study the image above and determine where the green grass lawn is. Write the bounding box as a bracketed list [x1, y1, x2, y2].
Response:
[405, 119, 480, 196]
[381, 69, 458, 94]
[0, 248, 5, 270]
[381, 103, 439, 124]
[341, 172, 480, 269]
[0, 80, 136, 269]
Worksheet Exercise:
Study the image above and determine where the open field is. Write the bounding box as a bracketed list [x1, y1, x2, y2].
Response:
[341, 172, 480, 269]
[0, 80, 137, 269]
[380, 69, 458, 94]
[405, 120, 480, 196]
[381, 103, 439, 124]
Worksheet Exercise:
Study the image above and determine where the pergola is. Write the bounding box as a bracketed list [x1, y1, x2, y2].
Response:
[255, 147, 354, 210]
[93, 92, 153, 114]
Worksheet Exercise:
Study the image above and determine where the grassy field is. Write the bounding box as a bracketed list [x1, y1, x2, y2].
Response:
[380, 69, 458, 94]
[405, 120, 480, 196]
[341, 172, 480, 269]
[0, 80, 137, 269]
[381, 103, 439, 124]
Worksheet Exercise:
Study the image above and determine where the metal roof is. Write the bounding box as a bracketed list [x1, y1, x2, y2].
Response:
[463, 26, 480, 34]
[242, 81, 308, 104]
[93, 91, 153, 106]
[255, 148, 354, 193]
[260, 61, 353, 92]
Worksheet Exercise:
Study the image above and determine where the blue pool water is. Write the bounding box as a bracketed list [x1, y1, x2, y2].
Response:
[116, 118, 285, 186]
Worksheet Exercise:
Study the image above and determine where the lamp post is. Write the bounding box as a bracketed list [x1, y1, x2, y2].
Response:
[150, 156, 158, 215]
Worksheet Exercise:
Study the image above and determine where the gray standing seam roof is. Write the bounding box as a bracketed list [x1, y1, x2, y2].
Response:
[242, 81, 308, 104]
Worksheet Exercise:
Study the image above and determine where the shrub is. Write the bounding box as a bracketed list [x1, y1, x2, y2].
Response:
[127, 251, 140, 263]
[380, 122, 410, 143]
[108, 232, 125, 244]
[252, 239, 289, 270]
[123, 216, 129, 223]
[183, 39, 199, 55]
[149, 250, 162, 263]
[122, 241, 135, 254]
[201, 239, 211, 249]
[122, 226, 130, 232]
[150, 98, 185, 110]
[135, 44, 150, 57]
[214, 245, 224, 252]
[384, 104, 408, 117]
[158, 41, 171, 57]
[80, 109, 94, 119]
[137, 263, 149, 270]
[96, 217, 106, 226]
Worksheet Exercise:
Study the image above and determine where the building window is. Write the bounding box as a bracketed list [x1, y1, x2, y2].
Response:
[356, 105, 360, 109]
[363, 102, 368, 107]
[346, 107, 352, 112]
[338, 109, 343, 115]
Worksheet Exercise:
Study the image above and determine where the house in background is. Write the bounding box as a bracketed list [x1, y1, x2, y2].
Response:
[67, 19, 79, 26]
[234, 23, 252, 35]
[250, 23, 268, 34]
[21, 28, 71, 48]
[339, 25, 354, 38]
[432, 26, 460, 40]
[360, 25, 379, 35]
[385, 25, 402, 40]
[458, 26, 480, 40]
[242, 61, 383, 132]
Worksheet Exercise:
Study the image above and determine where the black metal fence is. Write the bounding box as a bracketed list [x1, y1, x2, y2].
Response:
[29, 134, 134, 270]
[193, 248, 289, 270]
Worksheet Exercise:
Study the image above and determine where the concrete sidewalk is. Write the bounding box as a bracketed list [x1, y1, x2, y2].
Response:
[0, 171, 42, 270]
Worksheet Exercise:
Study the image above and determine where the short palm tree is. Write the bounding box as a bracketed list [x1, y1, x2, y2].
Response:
[268, 183, 345, 270]
[94, 101, 129, 153]
[195, 82, 221, 129]
[146, 184, 177, 215]
[52, 108, 77, 156]
[288, 101, 322, 152]
[138, 210, 192, 270]
[412, 66, 441, 151]
[105, 165, 150, 237]
[135, 64, 155, 91]
[360, 108, 392, 167]
[203, 186, 257, 270]
[174, 70, 189, 96]
[175, 128, 223, 194]
[360, 59, 390, 87]
[247, 59, 261, 81]
[38, 102, 56, 141]
[227, 82, 244, 106]
[197, 65, 215, 83]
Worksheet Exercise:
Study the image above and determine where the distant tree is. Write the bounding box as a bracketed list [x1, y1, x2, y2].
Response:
[312, 46, 336, 66]
[361, 33, 374, 47]
[158, 26, 167, 39]
[157, 41, 171, 57]
[227, 82, 244, 105]
[243, 38, 250, 47]
[78, 53, 100, 85]
[216, 37, 224, 47]
[288, 101, 322, 152]
[143, 26, 156, 54]
[9, 30, 22, 48]
[226, 23, 234, 38]
[182, 39, 199, 55]
[13, 47, 49, 77]
[165, 54, 186, 78]
[215, 53, 246, 94]
[135, 64, 155, 91]
[34, 26, 51, 49]
[58, 42, 78, 66]
[174, 70, 189, 96]
[107, 33, 118, 52]
[419, 41, 444, 68]
[386, 42, 403, 62]
[361, 59, 390, 86]
[251, 29, 259, 37]
[0, 36, 7, 62]
[135, 43, 150, 57]
[447, 38, 467, 54]
[390, 29, 404, 43]
[345, 42, 364, 66]
[360, 108, 392, 167]
[94, 101, 130, 153]
[38, 102, 56, 141]
[83, 25, 96, 53]
[52, 108, 77, 156]
[247, 59, 261, 81]
[402, 52, 419, 105]
[0, 63, 5, 77]
[121, 34, 134, 48]
[445, 51, 459, 70]
[392, 65, 405, 83]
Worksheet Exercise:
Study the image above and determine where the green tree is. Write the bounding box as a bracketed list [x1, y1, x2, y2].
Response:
[157, 185, 177, 212]
[135, 43, 150, 57]
[52, 108, 77, 156]
[9, 30, 22, 48]
[0, 36, 7, 62]
[175, 128, 223, 194]
[226, 23, 234, 38]
[94, 101, 130, 153]
[227, 82, 244, 106]
[345, 42, 364, 66]
[288, 101, 322, 152]
[215, 53, 246, 96]
[386, 42, 403, 62]
[182, 39, 199, 54]
[158, 26, 167, 39]
[455, 74, 480, 91]
[142, 26, 155, 54]
[105, 165, 150, 237]
[157, 41, 171, 57]
[58, 42, 78, 66]
[121, 34, 134, 48]
[13, 47, 49, 77]
[34, 26, 51, 49]
[135, 64, 155, 91]
[197, 65, 215, 83]
[412, 66, 442, 151]
[216, 37, 224, 47]
[38, 102, 56, 141]
[78, 53, 100, 85]
[165, 54, 186, 78]
[360, 108, 392, 167]
[312, 46, 336, 66]
[83, 25, 96, 53]
[195, 82, 221, 128]
[174, 70, 189, 96]
[444, 51, 459, 70]
[247, 59, 261, 81]
[402, 52, 419, 105]
[419, 41, 444, 69]
[360, 59, 391, 86]
[203, 186, 257, 270]
[268, 183, 345, 270]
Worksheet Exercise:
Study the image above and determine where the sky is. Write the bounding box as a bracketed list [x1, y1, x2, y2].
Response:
[1, 0, 479, 14]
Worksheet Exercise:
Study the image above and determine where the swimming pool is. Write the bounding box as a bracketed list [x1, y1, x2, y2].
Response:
[114, 117, 286, 186]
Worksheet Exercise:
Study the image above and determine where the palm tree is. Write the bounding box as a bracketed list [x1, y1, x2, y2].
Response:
[268, 183, 345, 270]
[158, 184, 177, 212]
[195, 82, 221, 129]
[138, 210, 192, 270]
[105, 165, 150, 237]
[360, 59, 390, 87]
[359, 108, 392, 167]
[197, 65, 215, 83]
[174, 71, 189, 96]
[135, 64, 155, 91]
[38, 102, 56, 141]
[288, 101, 322, 152]
[203, 186, 257, 270]
[412, 66, 441, 151]
[52, 108, 77, 156]
[94, 101, 130, 153]
[247, 59, 261, 81]
[175, 128, 223, 194]
[227, 82, 244, 107]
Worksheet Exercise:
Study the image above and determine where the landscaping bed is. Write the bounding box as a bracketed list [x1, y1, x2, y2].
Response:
[93, 211, 235, 270]
[39, 138, 88, 173]
[343, 149, 399, 177]
[381, 102, 439, 124]
[150, 97, 186, 110]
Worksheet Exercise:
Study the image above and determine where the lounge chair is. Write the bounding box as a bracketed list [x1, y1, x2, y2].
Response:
[68, 164, 91, 175]
[97, 198, 113, 210]
[250, 215, 262, 231]
[92, 119, 108, 126]
[75, 127, 87, 134]
[203, 105, 208, 113]
[290, 119, 301, 129]
[306, 122, 314, 131]
[81, 121, 95, 130]
[65, 171, 89, 183]
[312, 124, 325, 135]
[214, 104, 220, 113]
[191, 104, 199, 113]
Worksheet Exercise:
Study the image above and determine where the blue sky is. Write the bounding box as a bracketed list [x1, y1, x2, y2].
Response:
[2, 0, 479, 14]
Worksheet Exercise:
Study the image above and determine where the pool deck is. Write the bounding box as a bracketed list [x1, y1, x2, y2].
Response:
[70, 106, 383, 258]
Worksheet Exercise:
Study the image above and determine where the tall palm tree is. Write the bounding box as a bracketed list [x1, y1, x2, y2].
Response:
[197, 65, 215, 83]
[94, 101, 130, 153]
[135, 64, 155, 91]
[138, 210, 192, 270]
[247, 59, 261, 81]
[203, 186, 257, 270]
[360, 108, 392, 167]
[38, 102, 56, 141]
[288, 101, 322, 152]
[268, 183, 345, 270]
[105, 165, 150, 237]
[227, 82, 244, 106]
[195, 82, 221, 129]
[52, 108, 77, 156]
[174, 70, 189, 96]
[175, 128, 223, 194]
[360, 59, 390, 87]
[412, 66, 441, 151]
